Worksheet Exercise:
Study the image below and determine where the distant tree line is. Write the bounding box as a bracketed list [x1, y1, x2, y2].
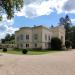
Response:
[1, 34, 15, 44]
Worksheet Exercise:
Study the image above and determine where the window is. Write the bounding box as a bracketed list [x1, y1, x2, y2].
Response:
[34, 34, 38, 40]
[61, 36, 63, 41]
[45, 43, 47, 47]
[26, 44, 29, 48]
[20, 44, 23, 48]
[17, 44, 19, 48]
[35, 43, 37, 48]
[20, 34, 24, 40]
[17, 36, 19, 41]
[26, 35, 29, 40]
[49, 35, 50, 40]
[45, 34, 47, 40]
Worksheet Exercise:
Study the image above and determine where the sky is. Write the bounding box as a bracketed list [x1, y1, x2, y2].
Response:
[0, 0, 75, 39]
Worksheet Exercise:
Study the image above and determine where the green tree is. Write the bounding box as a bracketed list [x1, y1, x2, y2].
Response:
[51, 37, 62, 50]
[1, 34, 15, 44]
[70, 26, 75, 48]
[64, 15, 72, 40]
[59, 15, 72, 40]
[65, 40, 71, 49]
[5, 34, 11, 41]
[0, 0, 23, 20]
[1, 39, 5, 44]
[59, 17, 65, 25]
[10, 34, 15, 40]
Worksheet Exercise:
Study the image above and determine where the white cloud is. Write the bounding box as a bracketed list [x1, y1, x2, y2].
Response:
[15, 6, 26, 16]
[54, 0, 68, 13]
[0, 15, 18, 39]
[36, 1, 53, 16]
[63, 0, 75, 13]
[15, 0, 54, 18]
[14, 0, 70, 18]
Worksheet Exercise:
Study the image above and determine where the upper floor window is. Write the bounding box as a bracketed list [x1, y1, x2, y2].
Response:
[34, 34, 38, 40]
[17, 36, 19, 41]
[49, 35, 50, 40]
[20, 34, 24, 40]
[26, 35, 29, 40]
[45, 34, 47, 40]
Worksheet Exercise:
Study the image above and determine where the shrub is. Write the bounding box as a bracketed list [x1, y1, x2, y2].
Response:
[51, 37, 62, 50]
[65, 40, 71, 49]
[71, 40, 75, 49]
[72, 42, 75, 49]
[22, 49, 28, 54]
[3, 48, 7, 52]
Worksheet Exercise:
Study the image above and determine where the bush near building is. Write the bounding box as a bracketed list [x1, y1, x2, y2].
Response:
[65, 40, 71, 49]
[51, 37, 62, 50]
[3, 48, 7, 52]
[22, 49, 28, 54]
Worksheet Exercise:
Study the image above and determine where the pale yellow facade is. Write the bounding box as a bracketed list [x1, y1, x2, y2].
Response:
[15, 25, 65, 49]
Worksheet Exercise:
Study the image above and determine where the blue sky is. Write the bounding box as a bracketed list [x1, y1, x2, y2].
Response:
[14, 12, 75, 28]
[14, 11, 60, 28]
[0, 0, 75, 39]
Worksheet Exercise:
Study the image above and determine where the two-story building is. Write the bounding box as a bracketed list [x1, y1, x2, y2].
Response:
[15, 25, 65, 49]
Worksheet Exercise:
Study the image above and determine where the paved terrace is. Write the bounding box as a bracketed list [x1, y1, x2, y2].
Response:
[0, 50, 75, 75]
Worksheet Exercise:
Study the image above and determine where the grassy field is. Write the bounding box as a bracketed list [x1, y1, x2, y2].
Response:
[0, 49, 52, 55]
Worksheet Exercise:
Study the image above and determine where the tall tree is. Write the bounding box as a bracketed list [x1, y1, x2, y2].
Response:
[64, 15, 72, 40]
[1, 39, 5, 44]
[0, 0, 23, 20]
[5, 34, 11, 41]
[70, 26, 75, 48]
[10, 34, 15, 40]
[59, 15, 72, 40]
[59, 17, 65, 25]
[1, 34, 15, 44]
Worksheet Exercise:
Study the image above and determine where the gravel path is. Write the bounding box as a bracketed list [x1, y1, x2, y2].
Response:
[0, 50, 75, 75]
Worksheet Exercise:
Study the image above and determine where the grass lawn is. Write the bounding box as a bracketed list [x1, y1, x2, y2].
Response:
[0, 49, 52, 55]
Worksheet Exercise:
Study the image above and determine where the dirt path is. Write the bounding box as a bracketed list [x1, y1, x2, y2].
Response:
[0, 50, 75, 75]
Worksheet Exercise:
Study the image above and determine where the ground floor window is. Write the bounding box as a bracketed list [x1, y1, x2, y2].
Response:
[35, 43, 37, 48]
[20, 44, 23, 48]
[61, 36, 63, 42]
[45, 43, 47, 47]
[26, 44, 29, 48]
[48, 42, 51, 48]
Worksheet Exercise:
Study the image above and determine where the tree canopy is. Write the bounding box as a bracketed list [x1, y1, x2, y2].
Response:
[70, 26, 75, 48]
[51, 37, 62, 50]
[0, 0, 23, 20]
[1, 33, 15, 44]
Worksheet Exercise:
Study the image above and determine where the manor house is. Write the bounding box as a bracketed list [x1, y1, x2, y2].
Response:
[15, 25, 65, 49]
